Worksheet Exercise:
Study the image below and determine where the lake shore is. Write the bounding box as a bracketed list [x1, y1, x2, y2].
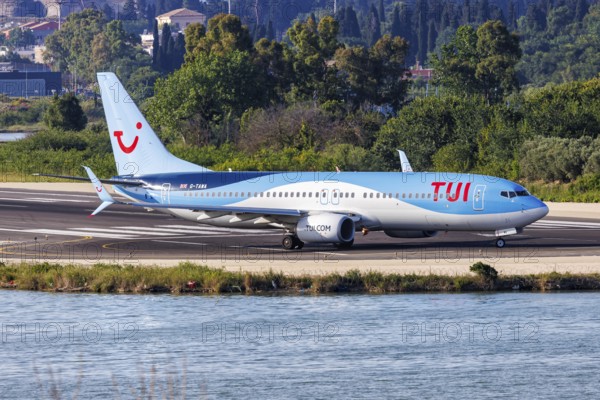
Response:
[2, 262, 600, 294]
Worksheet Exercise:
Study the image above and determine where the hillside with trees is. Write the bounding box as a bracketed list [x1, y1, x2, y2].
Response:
[1, 2, 599, 200]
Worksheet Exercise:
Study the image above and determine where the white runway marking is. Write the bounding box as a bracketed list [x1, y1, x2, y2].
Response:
[529, 220, 600, 229]
[0, 224, 277, 241]
[158, 224, 272, 234]
[0, 190, 97, 198]
[70, 227, 184, 236]
[24, 229, 137, 240]
[0, 197, 92, 203]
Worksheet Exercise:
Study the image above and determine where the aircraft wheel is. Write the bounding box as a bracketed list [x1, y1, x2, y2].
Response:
[495, 238, 506, 248]
[294, 238, 305, 250]
[335, 239, 354, 249]
[282, 235, 295, 250]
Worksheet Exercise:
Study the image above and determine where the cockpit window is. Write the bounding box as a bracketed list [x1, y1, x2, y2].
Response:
[500, 191, 518, 198]
[515, 190, 530, 197]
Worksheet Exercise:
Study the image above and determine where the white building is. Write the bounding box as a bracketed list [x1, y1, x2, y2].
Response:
[156, 8, 206, 31]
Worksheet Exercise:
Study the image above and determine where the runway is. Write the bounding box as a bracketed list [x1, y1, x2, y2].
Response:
[1, 185, 599, 274]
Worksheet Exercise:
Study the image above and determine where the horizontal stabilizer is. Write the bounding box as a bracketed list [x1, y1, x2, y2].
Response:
[83, 166, 115, 216]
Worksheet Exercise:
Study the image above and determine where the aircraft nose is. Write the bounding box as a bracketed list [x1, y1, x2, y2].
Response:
[524, 202, 549, 223]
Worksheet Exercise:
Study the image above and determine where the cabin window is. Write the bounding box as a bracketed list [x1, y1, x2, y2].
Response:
[408, 193, 412, 199]
[351, 193, 355, 198]
[402, 193, 406, 199]
[369, 193, 374, 198]
[363, 193, 367, 198]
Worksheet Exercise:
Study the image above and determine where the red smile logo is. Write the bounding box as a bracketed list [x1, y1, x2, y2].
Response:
[113, 122, 142, 154]
[96, 187, 103, 193]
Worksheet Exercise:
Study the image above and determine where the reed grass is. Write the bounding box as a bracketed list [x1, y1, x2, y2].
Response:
[2, 262, 600, 294]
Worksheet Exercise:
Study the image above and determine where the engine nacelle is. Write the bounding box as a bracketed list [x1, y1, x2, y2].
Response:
[384, 230, 439, 238]
[296, 214, 355, 244]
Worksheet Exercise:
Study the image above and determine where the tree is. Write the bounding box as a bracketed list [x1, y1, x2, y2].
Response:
[373, 95, 488, 171]
[475, 20, 521, 101]
[147, 50, 269, 144]
[188, 13, 253, 58]
[152, 19, 160, 66]
[43, 93, 87, 131]
[378, 0, 386, 23]
[390, 5, 401, 38]
[430, 25, 480, 95]
[414, 0, 428, 64]
[366, 5, 381, 46]
[431, 21, 521, 102]
[8, 28, 35, 47]
[44, 9, 107, 83]
[335, 34, 409, 109]
[121, 0, 137, 21]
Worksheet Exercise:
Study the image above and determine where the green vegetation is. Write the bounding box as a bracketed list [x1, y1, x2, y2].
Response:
[43, 9, 156, 100]
[2, 7, 599, 200]
[43, 93, 88, 131]
[1, 262, 600, 294]
[0, 97, 48, 131]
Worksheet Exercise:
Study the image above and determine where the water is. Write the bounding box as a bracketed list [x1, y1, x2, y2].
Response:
[0, 132, 29, 142]
[1, 291, 599, 399]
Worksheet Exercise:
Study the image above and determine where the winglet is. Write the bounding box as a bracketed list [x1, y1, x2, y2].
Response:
[397, 150, 414, 173]
[83, 166, 115, 216]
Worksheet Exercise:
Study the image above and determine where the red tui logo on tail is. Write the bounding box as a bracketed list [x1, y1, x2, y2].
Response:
[113, 122, 142, 154]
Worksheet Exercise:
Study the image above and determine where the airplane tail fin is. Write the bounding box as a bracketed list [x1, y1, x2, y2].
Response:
[96, 72, 209, 177]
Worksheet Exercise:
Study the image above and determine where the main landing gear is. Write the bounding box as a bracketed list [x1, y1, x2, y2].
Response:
[282, 235, 304, 250]
[495, 238, 506, 248]
[335, 239, 354, 249]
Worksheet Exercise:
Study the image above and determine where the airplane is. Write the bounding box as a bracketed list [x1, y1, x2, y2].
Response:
[42, 72, 549, 250]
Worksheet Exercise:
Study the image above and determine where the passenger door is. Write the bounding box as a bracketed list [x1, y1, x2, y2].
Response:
[161, 183, 171, 205]
[473, 185, 486, 211]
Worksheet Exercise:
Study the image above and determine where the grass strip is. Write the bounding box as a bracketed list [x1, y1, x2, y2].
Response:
[2, 262, 600, 294]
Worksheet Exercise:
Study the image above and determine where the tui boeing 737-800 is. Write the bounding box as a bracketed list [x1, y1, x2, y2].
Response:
[44, 72, 549, 250]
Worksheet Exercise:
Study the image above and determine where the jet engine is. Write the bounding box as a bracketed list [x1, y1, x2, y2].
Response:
[296, 214, 355, 244]
[384, 230, 439, 238]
